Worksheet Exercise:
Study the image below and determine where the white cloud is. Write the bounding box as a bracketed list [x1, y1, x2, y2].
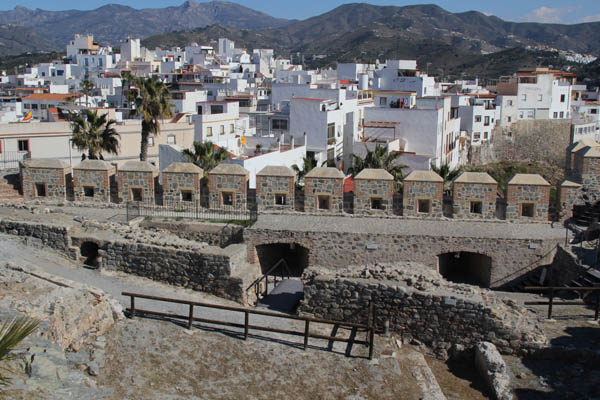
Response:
[522, 6, 576, 23]
[579, 13, 600, 23]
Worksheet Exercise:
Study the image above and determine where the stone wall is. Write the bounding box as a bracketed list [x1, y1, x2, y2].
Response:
[0, 219, 71, 253]
[354, 178, 394, 215]
[304, 177, 344, 213]
[245, 220, 560, 288]
[403, 181, 443, 217]
[208, 174, 248, 209]
[557, 181, 583, 223]
[117, 170, 155, 203]
[548, 245, 588, 287]
[256, 175, 294, 211]
[453, 182, 497, 219]
[140, 220, 244, 248]
[73, 168, 112, 203]
[573, 154, 600, 201]
[21, 166, 70, 200]
[300, 264, 546, 357]
[505, 184, 550, 222]
[163, 172, 202, 203]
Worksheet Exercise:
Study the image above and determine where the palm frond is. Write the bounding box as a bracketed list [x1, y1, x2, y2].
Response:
[0, 317, 39, 386]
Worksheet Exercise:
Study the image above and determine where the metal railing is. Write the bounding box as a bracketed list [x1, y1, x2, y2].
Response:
[122, 291, 376, 359]
[246, 258, 292, 301]
[126, 198, 258, 223]
[0, 151, 30, 170]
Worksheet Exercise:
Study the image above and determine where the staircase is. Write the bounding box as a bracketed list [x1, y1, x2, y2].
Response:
[0, 172, 22, 200]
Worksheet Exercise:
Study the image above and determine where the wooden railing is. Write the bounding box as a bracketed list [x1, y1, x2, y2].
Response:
[122, 291, 376, 359]
[524, 286, 600, 320]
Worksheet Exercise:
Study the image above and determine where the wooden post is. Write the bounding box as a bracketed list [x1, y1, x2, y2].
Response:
[548, 288, 554, 319]
[368, 302, 375, 360]
[595, 292, 600, 321]
[188, 304, 194, 330]
[303, 320, 310, 350]
[244, 310, 249, 340]
[130, 295, 135, 319]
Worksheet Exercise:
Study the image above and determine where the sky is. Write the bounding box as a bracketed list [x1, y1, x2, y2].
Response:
[1, 0, 600, 24]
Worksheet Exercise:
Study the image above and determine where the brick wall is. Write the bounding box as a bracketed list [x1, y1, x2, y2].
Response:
[21, 166, 70, 200]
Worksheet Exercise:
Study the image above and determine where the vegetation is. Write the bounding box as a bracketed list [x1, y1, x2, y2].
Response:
[430, 163, 462, 190]
[80, 78, 94, 108]
[352, 144, 407, 187]
[291, 155, 318, 185]
[0, 52, 64, 73]
[183, 141, 230, 174]
[0, 317, 39, 387]
[467, 161, 549, 193]
[70, 109, 120, 160]
[133, 76, 174, 161]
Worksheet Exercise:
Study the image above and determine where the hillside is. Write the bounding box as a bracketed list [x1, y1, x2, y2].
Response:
[0, 1, 290, 49]
[0, 24, 60, 57]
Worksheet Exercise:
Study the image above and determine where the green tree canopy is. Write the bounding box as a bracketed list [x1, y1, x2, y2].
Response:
[352, 144, 407, 186]
[71, 109, 120, 160]
[182, 141, 230, 174]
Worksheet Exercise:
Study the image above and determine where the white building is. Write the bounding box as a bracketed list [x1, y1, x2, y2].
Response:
[515, 68, 575, 120]
[454, 94, 499, 145]
[373, 60, 440, 97]
[192, 101, 253, 154]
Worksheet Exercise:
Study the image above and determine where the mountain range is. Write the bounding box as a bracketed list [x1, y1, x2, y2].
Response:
[0, 1, 600, 82]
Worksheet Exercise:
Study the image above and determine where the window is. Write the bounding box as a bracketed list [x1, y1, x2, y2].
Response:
[181, 190, 193, 202]
[31, 104, 38, 110]
[35, 183, 46, 197]
[275, 194, 287, 205]
[207, 127, 213, 137]
[484, 116, 490, 126]
[507, 117, 512, 123]
[84, 186, 94, 198]
[131, 188, 143, 202]
[418, 199, 430, 213]
[559, 112, 564, 118]
[18, 140, 29, 152]
[197, 105, 203, 114]
[271, 119, 288, 130]
[507, 100, 513, 106]
[24, 104, 30, 109]
[327, 123, 335, 139]
[148, 137, 155, 147]
[521, 94, 527, 102]
[230, 124, 234, 133]
[538, 94, 543, 102]
[475, 115, 482, 123]
[167, 135, 176, 144]
[379, 97, 387, 106]
[370, 197, 383, 210]
[222, 192, 234, 206]
[484, 132, 488, 139]
[220, 125, 225, 135]
[470, 201, 482, 214]
[521, 203, 534, 218]
[318, 195, 331, 210]
[40, 104, 47, 109]
[553, 112, 558, 119]
[560, 94, 566, 103]
[210, 105, 224, 114]
[473, 132, 480, 141]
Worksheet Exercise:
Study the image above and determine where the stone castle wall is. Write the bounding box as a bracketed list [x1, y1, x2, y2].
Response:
[304, 177, 344, 213]
[208, 174, 248, 208]
[505, 185, 550, 221]
[117, 170, 155, 203]
[453, 182, 497, 219]
[163, 172, 201, 203]
[256, 175, 294, 211]
[574, 155, 600, 201]
[21, 167, 70, 200]
[354, 179, 394, 215]
[300, 265, 546, 357]
[73, 169, 112, 202]
[403, 181, 444, 217]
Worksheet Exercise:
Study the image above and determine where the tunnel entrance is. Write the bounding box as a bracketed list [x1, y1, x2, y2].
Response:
[256, 243, 309, 277]
[80, 241, 100, 268]
[438, 252, 492, 287]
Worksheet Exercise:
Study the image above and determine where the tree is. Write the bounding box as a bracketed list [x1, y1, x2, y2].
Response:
[292, 155, 317, 185]
[430, 162, 462, 190]
[0, 317, 39, 387]
[71, 110, 120, 160]
[80, 78, 94, 108]
[133, 76, 173, 161]
[182, 141, 230, 174]
[352, 144, 407, 186]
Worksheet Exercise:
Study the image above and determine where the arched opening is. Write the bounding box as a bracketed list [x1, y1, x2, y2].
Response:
[256, 243, 309, 277]
[80, 241, 100, 268]
[438, 252, 492, 287]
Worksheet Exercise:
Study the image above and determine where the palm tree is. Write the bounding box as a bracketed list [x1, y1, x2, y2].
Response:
[183, 141, 230, 174]
[352, 144, 407, 186]
[431, 162, 462, 190]
[80, 78, 94, 108]
[292, 155, 317, 185]
[71, 110, 120, 160]
[133, 76, 173, 161]
[0, 317, 39, 387]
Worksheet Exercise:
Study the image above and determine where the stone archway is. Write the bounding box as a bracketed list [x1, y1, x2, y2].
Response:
[80, 241, 100, 268]
[438, 251, 492, 287]
[255, 243, 309, 277]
